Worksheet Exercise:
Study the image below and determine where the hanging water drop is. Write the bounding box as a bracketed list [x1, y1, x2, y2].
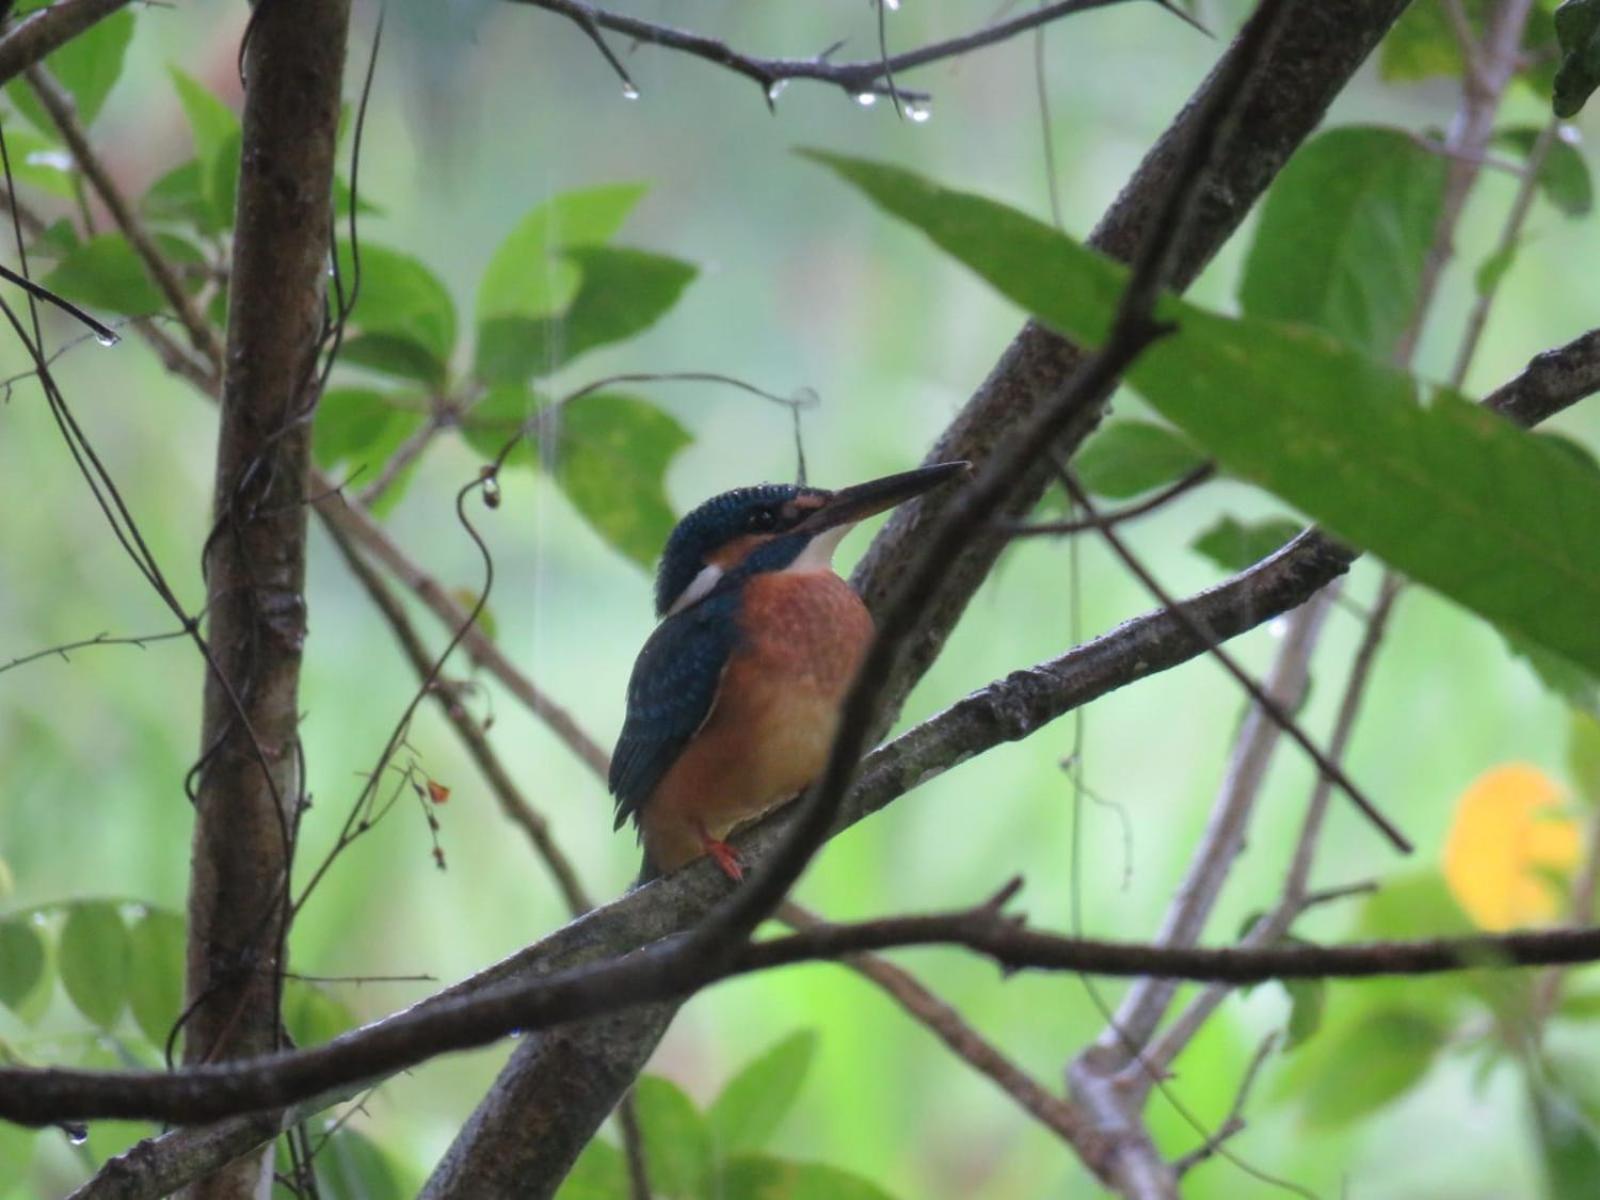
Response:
[855, 92, 878, 107]
[906, 101, 931, 124]
[767, 79, 789, 103]
[64, 1123, 89, 1146]
[93, 329, 121, 348]
[621, 81, 640, 101]
[883, 0, 900, 10]
[1559, 123, 1582, 146]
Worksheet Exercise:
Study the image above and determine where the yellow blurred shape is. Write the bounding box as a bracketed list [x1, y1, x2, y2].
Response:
[1443, 764, 1580, 931]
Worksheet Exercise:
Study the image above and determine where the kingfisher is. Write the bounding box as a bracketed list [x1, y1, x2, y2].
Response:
[610, 462, 969, 880]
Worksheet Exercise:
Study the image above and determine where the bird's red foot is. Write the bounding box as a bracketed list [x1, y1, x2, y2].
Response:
[703, 837, 745, 882]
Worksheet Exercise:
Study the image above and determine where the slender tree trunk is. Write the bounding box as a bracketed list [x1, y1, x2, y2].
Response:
[184, 3, 351, 1196]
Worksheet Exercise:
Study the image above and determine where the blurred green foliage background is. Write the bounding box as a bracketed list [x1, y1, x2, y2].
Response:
[3, 0, 1600, 1195]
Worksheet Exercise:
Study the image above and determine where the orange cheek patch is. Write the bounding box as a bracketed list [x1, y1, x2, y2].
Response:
[708, 533, 772, 570]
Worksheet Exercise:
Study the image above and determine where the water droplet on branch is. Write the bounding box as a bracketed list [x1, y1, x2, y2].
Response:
[767, 79, 789, 102]
[906, 101, 932, 124]
[855, 92, 878, 107]
[621, 82, 640, 101]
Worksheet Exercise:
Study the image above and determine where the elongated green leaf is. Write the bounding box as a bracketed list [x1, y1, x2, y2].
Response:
[334, 241, 457, 385]
[127, 910, 185, 1048]
[476, 183, 647, 322]
[718, 1155, 897, 1200]
[805, 151, 1600, 676]
[555, 393, 691, 567]
[58, 901, 128, 1028]
[1283, 978, 1326, 1050]
[0, 918, 46, 1014]
[1074, 419, 1205, 499]
[169, 67, 239, 166]
[6, 3, 135, 131]
[1240, 126, 1447, 358]
[555, 1139, 628, 1200]
[475, 246, 696, 383]
[633, 1076, 713, 1199]
[1299, 1008, 1447, 1126]
[708, 1030, 818, 1156]
[1495, 126, 1594, 216]
[1191, 515, 1301, 572]
[1382, 0, 1560, 93]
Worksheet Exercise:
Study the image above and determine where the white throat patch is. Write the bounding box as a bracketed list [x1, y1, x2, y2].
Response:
[665, 563, 724, 617]
[784, 522, 853, 573]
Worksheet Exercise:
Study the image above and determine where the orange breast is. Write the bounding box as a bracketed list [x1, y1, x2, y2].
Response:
[640, 570, 872, 871]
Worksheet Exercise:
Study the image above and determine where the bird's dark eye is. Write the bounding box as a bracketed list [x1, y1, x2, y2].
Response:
[749, 507, 778, 531]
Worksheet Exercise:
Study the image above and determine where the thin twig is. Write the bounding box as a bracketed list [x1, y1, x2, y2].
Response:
[1060, 472, 1408, 851]
[1004, 463, 1215, 537]
[321, 514, 595, 917]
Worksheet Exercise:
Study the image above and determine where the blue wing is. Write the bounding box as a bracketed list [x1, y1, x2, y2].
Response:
[610, 587, 743, 831]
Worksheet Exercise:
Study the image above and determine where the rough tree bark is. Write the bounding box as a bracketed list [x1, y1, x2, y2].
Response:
[419, 2, 1414, 1195]
[184, 3, 351, 1197]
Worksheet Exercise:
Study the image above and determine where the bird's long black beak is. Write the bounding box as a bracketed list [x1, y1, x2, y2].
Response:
[798, 460, 971, 533]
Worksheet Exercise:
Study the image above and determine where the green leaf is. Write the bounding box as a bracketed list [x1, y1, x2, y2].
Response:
[312, 387, 426, 477]
[1282, 979, 1326, 1051]
[6, 5, 135, 131]
[41, 232, 206, 316]
[708, 1030, 818, 1156]
[555, 393, 691, 567]
[316, 1128, 404, 1200]
[2, 129, 75, 198]
[1190, 515, 1302, 572]
[633, 1076, 713, 1199]
[282, 980, 356, 1047]
[718, 1155, 897, 1200]
[805, 150, 1600, 678]
[0, 918, 46, 1015]
[1379, 0, 1474, 82]
[1531, 1075, 1600, 1199]
[1299, 1008, 1446, 1126]
[127, 910, 185, 1048]
[555, 1139, 629, 1200]
[474, 246, 696, 383]
[334, 241, 457, 385]
[1554, 0, 1600, 116]
[1570, 710, 1600, 803]
[169, 68, 239, 167]
[459, 384, 542, 465]
[30, 217, 81, 260]
[58, 901, 129, 1028]
[1495, 126, 1594, 216]
[142, 160, 211, 228]
[1239, 126, 1447, 359]
[1073, 419, 1205, 499]
[476, 183, 646, 322]
[168, 67, 240, 230]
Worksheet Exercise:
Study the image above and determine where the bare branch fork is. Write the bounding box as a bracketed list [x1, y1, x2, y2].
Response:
[504, 0, 1158, 104]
